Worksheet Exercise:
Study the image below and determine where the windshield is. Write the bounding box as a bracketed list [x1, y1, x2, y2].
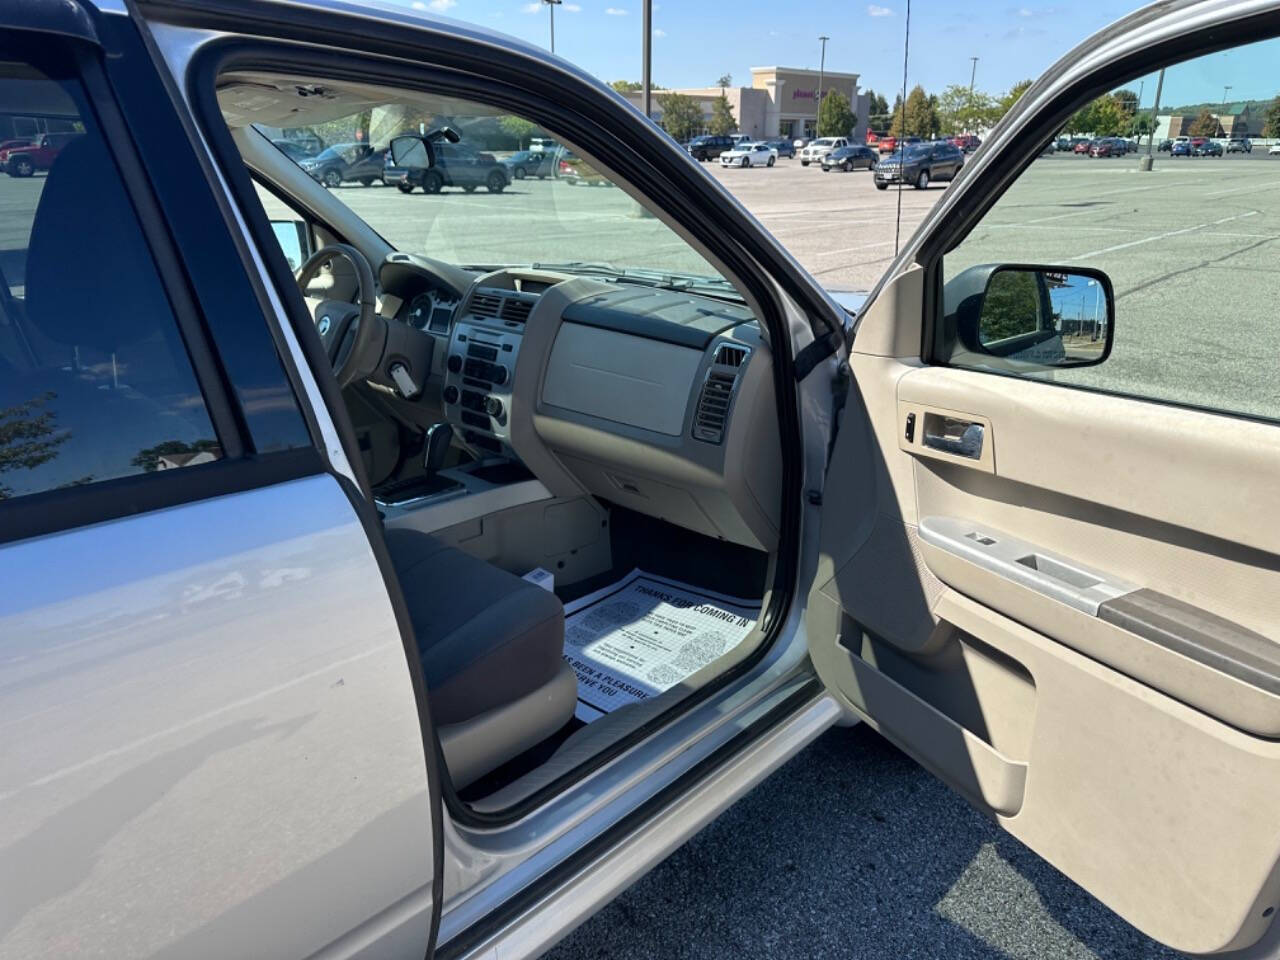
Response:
[248, 88, 727, 283]
[812, 138, 838, 147]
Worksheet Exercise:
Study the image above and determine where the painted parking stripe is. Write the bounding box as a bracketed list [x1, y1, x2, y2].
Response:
[1068, 210, 1259, 260]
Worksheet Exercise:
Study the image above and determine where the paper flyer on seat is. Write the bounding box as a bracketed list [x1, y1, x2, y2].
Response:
[562, 570, 761, 723]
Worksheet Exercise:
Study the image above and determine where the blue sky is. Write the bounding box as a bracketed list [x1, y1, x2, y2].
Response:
[398, 0, 1138, 98]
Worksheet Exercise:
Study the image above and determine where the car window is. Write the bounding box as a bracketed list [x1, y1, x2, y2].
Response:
[0, 50, 220, 500]
[246, 90, 728, 284]
[939, 34, 1280, 422]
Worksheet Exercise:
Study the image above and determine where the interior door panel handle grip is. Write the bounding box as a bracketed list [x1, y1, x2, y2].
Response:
[923, 421, 984, 459]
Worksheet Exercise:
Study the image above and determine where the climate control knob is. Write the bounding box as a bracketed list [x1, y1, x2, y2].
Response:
[491, 365, 509, 386]
[443, 385, 459, 405]
[484, 395, 504, 418]
[447, 354, 463, 374]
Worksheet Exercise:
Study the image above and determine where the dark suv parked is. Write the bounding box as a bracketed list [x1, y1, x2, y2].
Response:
[686, 135, 734, 161]
[386, 141, 509, 193]
[298, 142, 387, 186]
[874, 140, 964, 190]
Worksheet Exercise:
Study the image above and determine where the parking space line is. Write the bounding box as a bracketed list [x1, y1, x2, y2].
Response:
[1068, 210, 1259, 260]
[1204, 180, 1280, 198]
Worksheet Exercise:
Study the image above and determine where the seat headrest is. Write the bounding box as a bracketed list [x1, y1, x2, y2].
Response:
[24, 133, 173, 353]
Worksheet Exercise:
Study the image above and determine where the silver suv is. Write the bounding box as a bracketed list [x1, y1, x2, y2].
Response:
[3, 2, 1277, 959]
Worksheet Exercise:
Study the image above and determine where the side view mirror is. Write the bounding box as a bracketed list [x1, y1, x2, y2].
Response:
[389, 134, 435, 169]
[270, 219, 310, 272]
[946, 264, 1114, 371]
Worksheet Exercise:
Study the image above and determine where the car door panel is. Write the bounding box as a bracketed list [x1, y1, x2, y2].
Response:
[0, 475, 435, 958]
[809, 267, 1280, 955]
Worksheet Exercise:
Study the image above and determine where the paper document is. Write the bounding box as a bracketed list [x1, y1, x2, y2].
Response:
[562, 570, 760, 723]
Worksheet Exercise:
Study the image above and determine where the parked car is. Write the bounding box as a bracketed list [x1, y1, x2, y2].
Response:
[821, 144, 878, 172]
[1073, 138, 1095, 154]
[799, 136, 849, 166]
[8, 4, 1280, 960]
[271, 138, 321, 162]
[297, 142, 388, 186]
[1270, 142, 1280, 155]
[502, 149, 556, 179]
[686, 134, 735, 161]
[1194, 139, 1224, 156]
[386, 140, 509, 193]
[719, 141, 775, 167]
[878, 135, 898, 154]
[1090, 137, 1127, 157]
[555, 148, 613, 185]
[3, 130, 81, 176]
[1172, 139, 1193, 155]
[765, 138, 796, 158]
[873, 140, 964, 189]
[1158, 138, 1173, 151]
[1189, 136, 1209, 151]
[1226, 137, 1251, 153]
[950, 134, 982, 153]
[792, 135, 812, 149]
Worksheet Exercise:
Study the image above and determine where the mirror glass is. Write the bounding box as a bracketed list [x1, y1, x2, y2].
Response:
[271, 220, 306, 272]
[390, 135, 432, 169]
[978, 267, 1111, 368]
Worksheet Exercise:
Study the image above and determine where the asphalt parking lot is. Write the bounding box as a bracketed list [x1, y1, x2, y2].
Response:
[544, 724, 1185, 960]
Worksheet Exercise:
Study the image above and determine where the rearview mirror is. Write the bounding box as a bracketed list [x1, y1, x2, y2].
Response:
[389, 135, 435, 170]
[947, 264, 1114, 371]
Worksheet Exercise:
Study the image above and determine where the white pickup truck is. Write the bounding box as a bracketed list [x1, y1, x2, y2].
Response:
[798, 136, 848, 166]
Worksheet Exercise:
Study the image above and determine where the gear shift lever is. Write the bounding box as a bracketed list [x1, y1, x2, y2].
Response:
[423, 422, 453, 479]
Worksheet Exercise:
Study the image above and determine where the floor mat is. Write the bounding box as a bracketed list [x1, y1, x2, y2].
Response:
[562, 569, 761, 723]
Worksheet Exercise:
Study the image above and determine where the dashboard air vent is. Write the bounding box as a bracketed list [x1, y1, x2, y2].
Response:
[502, 297, 534, 324]
[692, 343, 751, 445]
[470, 292, 503, 319]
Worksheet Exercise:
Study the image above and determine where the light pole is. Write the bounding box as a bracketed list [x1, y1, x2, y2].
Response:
[1142, 67, 1165, 170]
[542, 0, 562, 54]
[816, 35, 829, 137]
[968, 56, 978, 95]
[1220, 84, 1232, 136]
[1132, 78, 1145, 139]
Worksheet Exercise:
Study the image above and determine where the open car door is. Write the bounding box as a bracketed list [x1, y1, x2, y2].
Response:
[806, 5, 1280, 956]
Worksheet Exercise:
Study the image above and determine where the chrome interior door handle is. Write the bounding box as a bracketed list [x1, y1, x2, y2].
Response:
[923, 417, 985, 459]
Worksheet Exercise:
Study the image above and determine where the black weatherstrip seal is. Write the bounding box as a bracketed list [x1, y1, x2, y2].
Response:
[436, 678, 825, 960]
[158, 15, 830, 832]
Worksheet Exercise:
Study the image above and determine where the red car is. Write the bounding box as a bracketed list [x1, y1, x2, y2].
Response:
[877, 135, 898, 154]
[949, 134, 982, 152]
[4, 131, 81, 177]
[1074, 139, 1094, 154]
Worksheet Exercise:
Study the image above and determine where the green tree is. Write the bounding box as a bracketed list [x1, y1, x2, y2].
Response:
[817, 90, 856, 138]
[708, 92, 738, 136]
[0, 393, 69, 499]
[716, 73, 732, 89]
[498, 115, 537, 149]
[893, 85, 937, 138]
[1112, 88, 1140, 116]
[656, 91, 704, 142]
[1264, 96, 1280, 138]
[999, 79, 1035, 118]
[1188, 106, 1219, 136]
[611, 80, 643, 92]
[979, 271, 1041, 343]
[936, 84, 997, 135]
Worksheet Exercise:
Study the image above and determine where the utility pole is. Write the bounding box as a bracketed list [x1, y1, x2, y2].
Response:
[817, 35, 829, 137]
[542, 0, 561, 54]
[968, 56, 978, 95]
[1132, 78, 1145, 139]
[1221, 84, 1232, 136]
[1142, 66, 1164, 170]
[642, 0, 652, 119]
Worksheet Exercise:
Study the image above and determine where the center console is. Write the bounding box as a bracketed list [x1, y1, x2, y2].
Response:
[442, 286, 535, 456]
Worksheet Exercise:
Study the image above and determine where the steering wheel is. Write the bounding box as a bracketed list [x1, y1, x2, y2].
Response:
[296, 243, 384, 389]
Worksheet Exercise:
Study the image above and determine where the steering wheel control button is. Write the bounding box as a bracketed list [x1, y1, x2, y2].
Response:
[443, 385, 459, 405]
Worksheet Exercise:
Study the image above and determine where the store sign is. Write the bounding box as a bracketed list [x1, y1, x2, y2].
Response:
[792, 88, 831, 101]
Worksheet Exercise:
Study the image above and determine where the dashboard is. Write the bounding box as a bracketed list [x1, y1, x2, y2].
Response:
[372, 254, 783, 551]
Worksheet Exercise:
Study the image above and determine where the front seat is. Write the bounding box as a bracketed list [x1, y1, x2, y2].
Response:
[384, 527, 577, 788]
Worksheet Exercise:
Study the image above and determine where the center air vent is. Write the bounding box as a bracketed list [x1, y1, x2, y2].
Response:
[470, 292, 503, 319]
[502, 297, 534, 324]
[692, 342, 751, 445]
